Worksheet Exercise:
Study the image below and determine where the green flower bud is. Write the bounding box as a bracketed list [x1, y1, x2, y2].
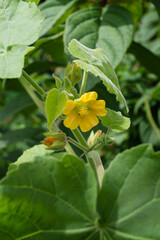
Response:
[87, 130, 102, 147]
[43, 131, 66, 151]
[65, 62, 82, 86]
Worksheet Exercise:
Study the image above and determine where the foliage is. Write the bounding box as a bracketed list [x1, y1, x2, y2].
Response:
[0, 0, 43, 78]
[0, 0, 160, 239]
[0, 144, 160, 239]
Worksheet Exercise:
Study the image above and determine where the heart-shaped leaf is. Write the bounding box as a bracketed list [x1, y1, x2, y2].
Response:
[45, 88, 68, 129]
[0, 0, 43, 79]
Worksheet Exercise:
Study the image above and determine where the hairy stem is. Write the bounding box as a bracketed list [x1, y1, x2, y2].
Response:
[144, 96, 160, 142]
[65, 142, 76, 155]
[19, 76, 46, 116]
[137, 84, 160, 142]
[72, 128, 89, 148]
[67, 137, 88, 152]
[87, 151, 104, 190]
[22, 70, 46, 99]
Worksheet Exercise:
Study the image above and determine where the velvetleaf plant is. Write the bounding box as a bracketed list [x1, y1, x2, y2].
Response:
[0, 0, 160, 240]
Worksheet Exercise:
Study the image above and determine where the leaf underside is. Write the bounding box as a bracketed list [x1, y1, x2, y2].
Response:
[68, 39, 128, 111]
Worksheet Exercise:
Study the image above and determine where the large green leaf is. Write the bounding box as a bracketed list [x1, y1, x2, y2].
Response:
[8, 144, 54, 171]
[45, 88, 68, 129]
[39, 0, 78, 37]
[68, 39, 128, 111]
[1, 144, 160, 239]
[0, 0, 43, 79]
[64, 5, 134, 68]
[0, 128, 40, 150]
[98, 144, 160, 239]
[100, 108, 130, 132]
[0, 153, 98, 240]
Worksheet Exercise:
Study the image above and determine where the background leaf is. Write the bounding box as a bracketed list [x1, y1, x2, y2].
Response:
[64, 5, 134, 68]
[139, 121, 160, 147]
[0, 0, 43, 79]
[45, 88, 68, 129]
[147, 0, 160, 16]
[108, 0, 143, 23]
[100, 108, 130, 132]
[134, 10, 159, 43]
[129, 41, 160, 77]
[0, 128, 40, 150]
[0, 93, 33, 123]
[39, 0, 78, 37]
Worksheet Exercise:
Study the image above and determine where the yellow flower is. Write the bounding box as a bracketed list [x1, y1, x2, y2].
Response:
[63, 92, 107, 132]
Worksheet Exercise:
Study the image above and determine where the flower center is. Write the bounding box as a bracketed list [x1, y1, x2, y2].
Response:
[75, 102, 89, 117]
[78, 106, 88, 117]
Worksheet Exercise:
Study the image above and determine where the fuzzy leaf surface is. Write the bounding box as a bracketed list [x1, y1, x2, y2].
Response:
[68, 39, 128, 111]
[45, 88, 68, 129]
[0, 145, 160, 239]
[0, 152, 98, 240]
[100, 108, 130, 132]
[0, 0, 43, 78]
[98, 144, 160, 239]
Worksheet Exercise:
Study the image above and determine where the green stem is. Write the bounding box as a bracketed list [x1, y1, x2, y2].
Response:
[65, 142, 76, 155]
[87, 151, 104, 190]
[144, 96, 160, 142]
[67, 137, 88, 152]
[19, 76, 46, 116]
[137, 84, 160, 142]
[22, 70, 46, 99]
[88, 142, 100, 152]
[72, 128, 89, 148]
[106, 127, 111, 135]
[80, 71, 88, 96]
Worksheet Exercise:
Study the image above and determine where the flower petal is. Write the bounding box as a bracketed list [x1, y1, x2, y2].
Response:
[80, 91, 98, 102]
[90, 100, 107, 116]
[79, 112, 99, 132]
[63, 111, 79, 129]
[63, 100, 77, 115]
